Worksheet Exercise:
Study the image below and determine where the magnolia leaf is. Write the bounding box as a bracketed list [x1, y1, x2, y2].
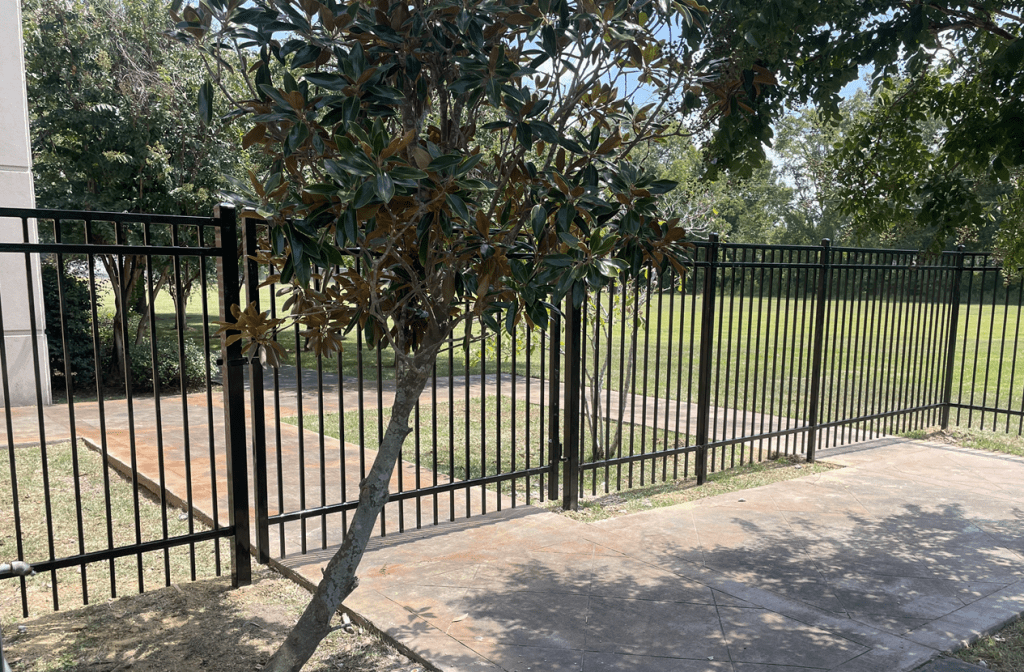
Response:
[375, 173, 395, 203]
[198, 79, 214, 125]
[242, 124, 266, 149]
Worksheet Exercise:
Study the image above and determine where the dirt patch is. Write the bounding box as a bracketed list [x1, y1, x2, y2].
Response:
[914, 427, 968, 446]
[2, 566, 425, 672]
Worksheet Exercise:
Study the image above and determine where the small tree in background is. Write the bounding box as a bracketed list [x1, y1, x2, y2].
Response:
[171, 0, 720, 667]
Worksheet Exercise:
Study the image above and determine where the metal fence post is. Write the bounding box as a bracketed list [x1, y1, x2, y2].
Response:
[695, 234, 719, 485]
[940, 245, 967, 429]
[547, 307, 562, 502]
[806, 239, 832, 463]
[215, 203, 252, 587]
[241, 214, 270, 565]
[562, 293, 583, 511]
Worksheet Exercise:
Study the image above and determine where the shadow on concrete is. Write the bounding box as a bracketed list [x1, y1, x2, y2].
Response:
[341, 442, 1024, 671]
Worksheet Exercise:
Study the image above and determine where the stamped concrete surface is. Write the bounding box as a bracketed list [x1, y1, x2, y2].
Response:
[276, 438, 1024, 672]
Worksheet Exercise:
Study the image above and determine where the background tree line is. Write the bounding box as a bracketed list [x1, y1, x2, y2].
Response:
[22, 0, 264, 393]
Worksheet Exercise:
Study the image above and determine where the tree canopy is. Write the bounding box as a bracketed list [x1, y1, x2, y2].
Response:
[828, 70, 1018, 260]
[697, 0, 1022, 168]
[694, 0, 1022, 264]
[22, 0, 260, 387]
[172, 0, 698, 360]
[22, 0, 241, 214]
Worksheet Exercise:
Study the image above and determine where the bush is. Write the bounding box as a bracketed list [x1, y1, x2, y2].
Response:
[127, 325, 209, 392]
[42, 268, 212, 397]
[100, 311, 211, 393]
[42, 263, 97, 392]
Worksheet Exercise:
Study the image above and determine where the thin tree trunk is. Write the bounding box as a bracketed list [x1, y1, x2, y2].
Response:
[589, 318, 613, 460]
[133, 269, 168, 346]
[582, 342, 612, 461]
[609, 328, 636, 456]
[609, 287, 641, 457]
[263, 345, 435, 672]
[101, 254, 127, 382]
[102, 253, 145, 382]
[582, 362, 597, 458]
[582, 291, 612, 461]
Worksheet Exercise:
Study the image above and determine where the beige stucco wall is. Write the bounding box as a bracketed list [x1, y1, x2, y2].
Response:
[0, 0, 51, 407]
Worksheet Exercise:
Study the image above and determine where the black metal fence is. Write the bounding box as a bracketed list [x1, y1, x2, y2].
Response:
[236, 219, 1024, 561]
[0, 205, 250, 619]
[3, 206, 1022, 616]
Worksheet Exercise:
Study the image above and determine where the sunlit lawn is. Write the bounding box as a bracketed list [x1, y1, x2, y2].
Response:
[67, 270, 1023, 436]
[0, 441, 222, 619]
[285, 394, 693, 498]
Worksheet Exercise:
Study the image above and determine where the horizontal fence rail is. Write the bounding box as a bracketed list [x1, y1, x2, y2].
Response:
[0, 205, 250, 619]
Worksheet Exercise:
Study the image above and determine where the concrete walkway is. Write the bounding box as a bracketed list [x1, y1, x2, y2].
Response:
[5, 378, 1017, 670]
[275, 437, 1024, 672]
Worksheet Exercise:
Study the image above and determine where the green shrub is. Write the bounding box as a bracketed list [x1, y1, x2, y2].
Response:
[127, 326, 209, 392]
[99, 311, 210, 393]
[42, 262, 97, 391]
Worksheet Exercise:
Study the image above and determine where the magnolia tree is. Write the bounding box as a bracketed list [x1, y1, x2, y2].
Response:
[167, 0, 736, 667]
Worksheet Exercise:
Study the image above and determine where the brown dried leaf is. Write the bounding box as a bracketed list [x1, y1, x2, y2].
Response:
[242, 125, 266, 150]
[596, 131, 621, 155]
[411, 145, 432, 169]
[381, 130, 417, 160]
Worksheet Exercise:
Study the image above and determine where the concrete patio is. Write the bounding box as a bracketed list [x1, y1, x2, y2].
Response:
[275, 437, 1024, 671]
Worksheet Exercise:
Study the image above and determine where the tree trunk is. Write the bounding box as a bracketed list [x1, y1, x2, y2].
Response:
[101, 254, 127, 382]
[262, 345, 435, 672]
[101, 254, 144, 383]
[111, 316, 127, 383]
[134, 269, 168, 346]
[583, 286, 635, 462]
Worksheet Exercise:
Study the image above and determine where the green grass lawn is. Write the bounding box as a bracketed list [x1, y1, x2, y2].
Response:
[580, 288, 1022, 433]
[125, 280, 1024, 398]
[63, 268, 1023, 441]
[955, 615, 1024, 671]
[284, 394, 691, 498]
[87, 278, 538, 382]
[902, 426, 1024, 458]
[283, 389, 785, 504]
[0, 441, 222, 618]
